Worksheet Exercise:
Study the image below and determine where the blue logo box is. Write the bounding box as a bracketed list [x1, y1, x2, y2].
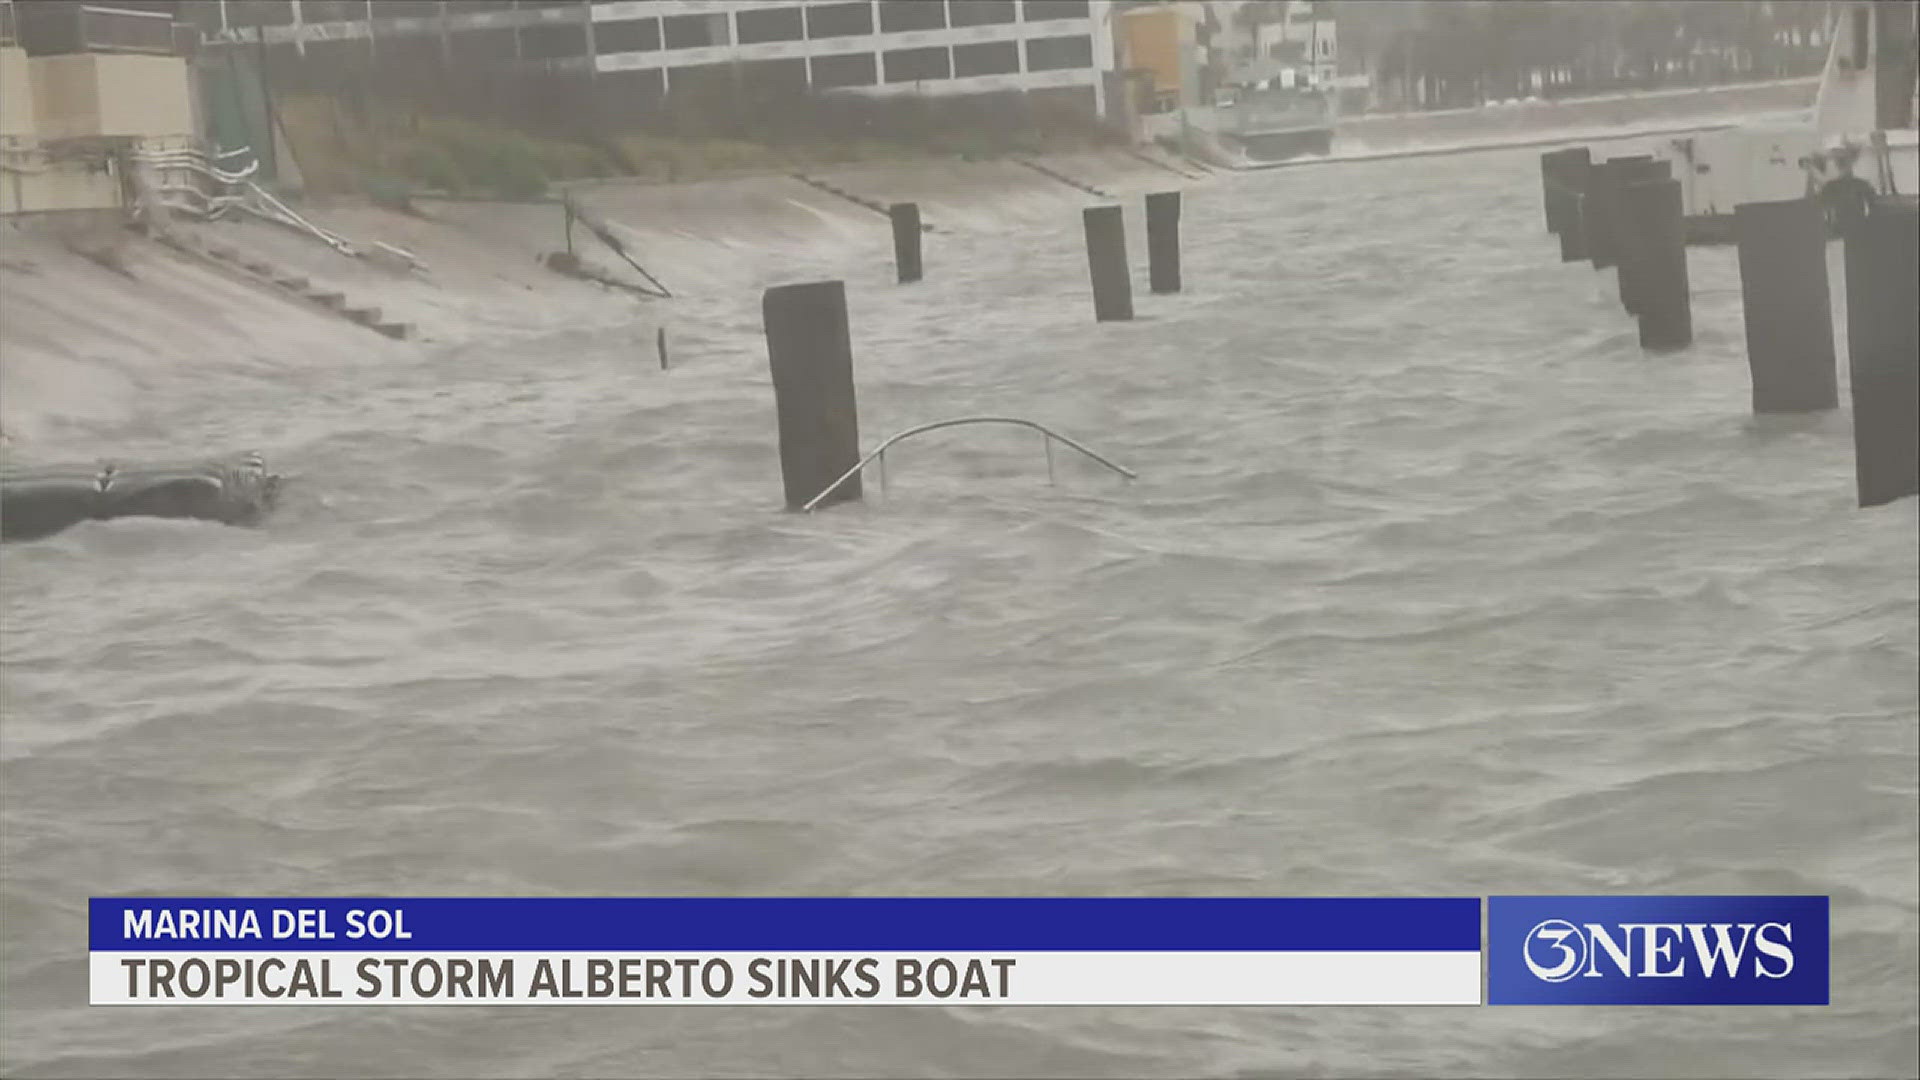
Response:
[1488, 895, 1829, 1005]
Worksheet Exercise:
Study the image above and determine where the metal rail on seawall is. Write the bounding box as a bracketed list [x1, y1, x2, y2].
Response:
[801, 418, 1139, 514]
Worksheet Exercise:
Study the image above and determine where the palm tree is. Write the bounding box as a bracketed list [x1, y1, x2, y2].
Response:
[1233, 0, 1288, 69]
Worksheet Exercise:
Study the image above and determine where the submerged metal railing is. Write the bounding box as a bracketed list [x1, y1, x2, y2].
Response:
[132, 144, 256, 219]
[242, 178, 359, 256]
[801, 417, 1138, 513]
[129, 144, 427, 270]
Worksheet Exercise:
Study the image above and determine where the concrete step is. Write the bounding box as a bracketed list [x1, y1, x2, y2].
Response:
[373, 321, 414, 340]
[206, 242, 239, 260]
[303, 290, 346, 308]
[341, 304, 382, 325]
[272, 273, 309, 290]
[239, 258, 274, 275]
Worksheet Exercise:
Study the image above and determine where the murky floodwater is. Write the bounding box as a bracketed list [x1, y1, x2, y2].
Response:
[2, 142, 1916, 1079]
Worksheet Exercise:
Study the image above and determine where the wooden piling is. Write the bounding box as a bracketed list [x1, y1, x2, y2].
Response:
[1615, 158, 1672, 315]
[1083, 205, 1133, 322]
[1145, 190, 1182, 294]
[1584, 154, 1652, 271]
[1621, 178, 1691, 352]
[1734, 198, 1836, 413]
[889, 202, 922, 284]
[1844, 198, 1919, 507]
[763, 281, 862, 511]
[1540, 146, 1590, 236]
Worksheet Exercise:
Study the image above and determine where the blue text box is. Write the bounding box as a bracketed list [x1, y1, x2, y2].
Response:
[93, 897, 1484, 953]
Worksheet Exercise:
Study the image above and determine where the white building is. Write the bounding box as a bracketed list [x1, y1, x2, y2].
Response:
[1206, 0, 1334, 89]
[205, 0, 1116, 117]
[598, 1, 1111, 110]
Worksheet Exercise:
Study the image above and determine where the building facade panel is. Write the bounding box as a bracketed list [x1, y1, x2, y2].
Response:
[876, 0, 942, 34]
[1025, 32, 1091, 72]
[1022, 0, 1089, 23]
[735, 5, 801, 45]
[595, 16, 659, 53]
[881, 43, 947, 83]
[661, 10, 727, 48]
[951, 39, 1017, 78]
[808, 48, 875, 88]
[949, 1, 1016, 29]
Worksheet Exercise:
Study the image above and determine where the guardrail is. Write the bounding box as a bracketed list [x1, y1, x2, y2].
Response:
[131, 143, 256, 221]
[801, 417, 1138, 512]
[129, 144, 427, 272]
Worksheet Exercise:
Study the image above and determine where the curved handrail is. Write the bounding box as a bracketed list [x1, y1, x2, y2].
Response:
[133, 148, 260, 185]
[802, 416, 1137, 512]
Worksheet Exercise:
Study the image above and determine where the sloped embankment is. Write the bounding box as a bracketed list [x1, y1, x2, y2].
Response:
[0, 231, 410, 454]
[0, 149, 1188, 457]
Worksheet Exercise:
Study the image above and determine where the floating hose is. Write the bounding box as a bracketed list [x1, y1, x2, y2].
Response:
[1, 453, 284, 542]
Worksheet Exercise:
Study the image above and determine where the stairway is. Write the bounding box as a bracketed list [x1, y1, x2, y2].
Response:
[153, 231, 414, 340]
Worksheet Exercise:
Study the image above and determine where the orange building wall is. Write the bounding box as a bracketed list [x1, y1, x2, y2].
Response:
[1121, 8, 1184, 97]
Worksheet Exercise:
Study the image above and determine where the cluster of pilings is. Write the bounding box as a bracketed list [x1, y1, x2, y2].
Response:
[1541, 147, 1917, 509]
[764, 189, 1183, 512]
[1542, 147, 1693, 352]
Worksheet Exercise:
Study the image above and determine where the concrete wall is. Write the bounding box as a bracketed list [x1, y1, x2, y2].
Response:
[29, 54, 193, 141]
[28, 55, 101, 141]
[3, 51, 195, 215]
[1, 46, 33, 138]
[1119, 8, 1186, 104]
[1, 157, 122, 215]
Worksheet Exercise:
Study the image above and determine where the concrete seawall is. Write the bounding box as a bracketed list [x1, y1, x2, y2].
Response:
[1331, 78, 1818, 158]
[0, 228, 411, 453]
[0, 75, 1808, 456]
[0, 149, 1185, 457]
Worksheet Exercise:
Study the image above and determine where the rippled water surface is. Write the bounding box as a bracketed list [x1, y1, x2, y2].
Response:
[2, 144, 1916, 1079]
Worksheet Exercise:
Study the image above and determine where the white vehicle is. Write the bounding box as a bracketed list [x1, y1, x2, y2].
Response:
[1656, 0, 1918, 242]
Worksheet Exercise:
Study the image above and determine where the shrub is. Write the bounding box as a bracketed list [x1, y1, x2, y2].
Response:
[421, 120, 550, 199]
[398, 143, 466, 194]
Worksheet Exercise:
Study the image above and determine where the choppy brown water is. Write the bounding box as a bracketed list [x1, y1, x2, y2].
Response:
[2, 141, 1916, 1079]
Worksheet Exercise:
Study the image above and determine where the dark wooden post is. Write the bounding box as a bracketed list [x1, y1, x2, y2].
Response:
[889, 202, 922, 284]
[763, 281, 862, 511]
[1735, 198, 1836, 413]
[1844, 198, 1919, 507]
[1083, 205, 1133, 322]
[1584, 154, 1652, 271]
[1615, 158, 1671, 315]
[1145, 190, 1181, 294]
[1540, 146, 1590, 236]
[1622, 177, 1691, 352]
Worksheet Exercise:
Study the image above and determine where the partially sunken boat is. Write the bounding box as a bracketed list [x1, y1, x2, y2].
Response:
[1656, 0, 1918, 242]
[1212, 76, 1338, 162]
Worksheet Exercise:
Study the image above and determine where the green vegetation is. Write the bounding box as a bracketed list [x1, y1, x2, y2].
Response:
[280, 96, 616, 198]
[275, 81, 1117, 201]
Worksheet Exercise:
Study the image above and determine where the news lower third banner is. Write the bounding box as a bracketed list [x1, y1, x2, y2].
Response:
[88, 896, 1830, 1007]
[91, 898, 1481, 1006]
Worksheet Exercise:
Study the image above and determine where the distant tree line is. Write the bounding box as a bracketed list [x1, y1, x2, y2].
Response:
[1333, 0, 1836, 111]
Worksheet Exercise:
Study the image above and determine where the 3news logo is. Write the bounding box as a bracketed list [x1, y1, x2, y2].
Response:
[1487, 896, 1829, 1005]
